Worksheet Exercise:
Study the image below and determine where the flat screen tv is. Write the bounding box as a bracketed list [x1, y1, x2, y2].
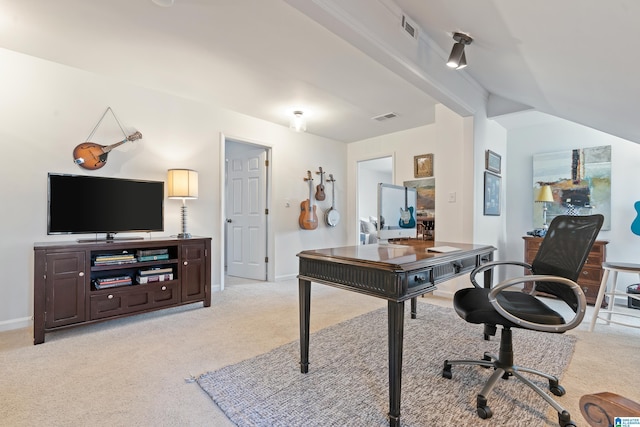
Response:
[48, 173, 164, 240]
[377, 183, 417, 243]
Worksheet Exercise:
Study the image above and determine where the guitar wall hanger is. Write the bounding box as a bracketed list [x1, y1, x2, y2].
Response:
[73, 107, 142, 170]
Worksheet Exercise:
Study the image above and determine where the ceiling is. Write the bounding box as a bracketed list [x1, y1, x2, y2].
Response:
[0, 0, 638, 144]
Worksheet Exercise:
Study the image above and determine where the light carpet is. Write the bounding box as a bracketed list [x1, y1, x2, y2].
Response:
[197, 303, 577, 426]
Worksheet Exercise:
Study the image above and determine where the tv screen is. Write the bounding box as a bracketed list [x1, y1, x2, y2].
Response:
[377, 183, 417, 242]
[48, 173, 164, 238]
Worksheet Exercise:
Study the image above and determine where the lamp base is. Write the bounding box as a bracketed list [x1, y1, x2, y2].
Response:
[177, 232, 192, 239]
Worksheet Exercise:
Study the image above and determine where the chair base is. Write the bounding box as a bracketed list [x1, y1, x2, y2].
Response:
[442, 327, 577, 427]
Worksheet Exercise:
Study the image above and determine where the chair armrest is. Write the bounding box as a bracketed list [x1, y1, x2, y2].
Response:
[470, 260, 533, 288]
[487, 274, 587, 333]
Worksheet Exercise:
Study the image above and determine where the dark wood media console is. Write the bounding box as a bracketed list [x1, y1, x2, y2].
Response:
[33, 237, 211, 344]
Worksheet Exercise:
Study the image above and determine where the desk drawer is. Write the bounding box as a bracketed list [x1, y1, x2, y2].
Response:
[432, 256, 477, 284]
[407, 269, 433, 292]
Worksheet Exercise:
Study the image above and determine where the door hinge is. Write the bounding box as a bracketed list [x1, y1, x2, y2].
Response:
[265, 256, 269, 263]
[265, 159, 269, 167]
[265, 208, 269, 215]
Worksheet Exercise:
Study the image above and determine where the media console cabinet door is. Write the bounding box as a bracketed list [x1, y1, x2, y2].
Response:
[44, 251, 87, 329]
[180, 241, 208, 303]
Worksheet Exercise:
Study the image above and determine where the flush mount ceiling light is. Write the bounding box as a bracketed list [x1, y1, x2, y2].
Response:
[447, 32, 473, 70]
[289, 110, 307, 133]
[152, 0, 174, 7]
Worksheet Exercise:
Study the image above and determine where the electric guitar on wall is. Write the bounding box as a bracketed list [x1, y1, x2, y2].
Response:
[631, 201, 640, 236]
[299, 171, 318, 230]
[399, 187, 416, 228]
[73, 131, 142, 170]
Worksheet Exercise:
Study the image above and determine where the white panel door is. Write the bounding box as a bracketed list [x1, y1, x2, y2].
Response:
[226, 144, 267, 280]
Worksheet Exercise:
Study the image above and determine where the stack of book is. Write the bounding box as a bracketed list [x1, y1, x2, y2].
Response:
[94, 275, 132, 290]
[94, 252, 137, 266]
[137, 248, 169, 262]
[136, 267, 174, 284]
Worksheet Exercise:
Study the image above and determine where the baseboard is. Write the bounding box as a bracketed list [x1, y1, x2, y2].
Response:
[0, 316, 31, 332]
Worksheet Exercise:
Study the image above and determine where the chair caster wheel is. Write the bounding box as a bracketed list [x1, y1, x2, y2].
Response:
[477, 405, 492, 419]
[558, 410, 575, 426]
[476, 395, 492, 419]
[550, 384, 566, 396]
[442, 362, 452, 379]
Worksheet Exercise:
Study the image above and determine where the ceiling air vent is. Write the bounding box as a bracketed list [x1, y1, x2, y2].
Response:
[401, 15, 418, 40]
[372, 112, 398, 122]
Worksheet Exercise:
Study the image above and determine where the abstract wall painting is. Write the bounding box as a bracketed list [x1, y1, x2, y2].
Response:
[403, 178, 435, 219]
[533, 145, 611, 230]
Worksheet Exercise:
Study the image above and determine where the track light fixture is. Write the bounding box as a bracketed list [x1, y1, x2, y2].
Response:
[447, 32, 472, 70]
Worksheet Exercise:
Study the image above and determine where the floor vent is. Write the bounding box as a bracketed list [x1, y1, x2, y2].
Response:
[372, 112, 398, 122]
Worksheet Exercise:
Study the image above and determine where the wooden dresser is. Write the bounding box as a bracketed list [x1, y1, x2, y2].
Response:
[522, 236, 608, 306]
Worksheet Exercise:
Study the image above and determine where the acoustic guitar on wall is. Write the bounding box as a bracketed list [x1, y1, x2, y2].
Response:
[315, 167, 326, 201]
[73, 131, 142, 170]
[299, 170, 318, 230]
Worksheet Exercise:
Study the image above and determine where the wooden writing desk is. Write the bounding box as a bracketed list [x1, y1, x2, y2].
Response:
[297, 240, 496, 427]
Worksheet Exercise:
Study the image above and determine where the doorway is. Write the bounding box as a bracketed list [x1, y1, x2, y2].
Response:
[222, 137, 271, 287]
[356, 156, 393, 243]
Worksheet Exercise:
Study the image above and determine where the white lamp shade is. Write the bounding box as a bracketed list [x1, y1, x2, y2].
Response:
[167, 169, 198, 199]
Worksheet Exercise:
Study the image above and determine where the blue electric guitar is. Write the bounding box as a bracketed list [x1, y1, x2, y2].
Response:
[631, 201, 640, 236]
[399, 187, 416, 228]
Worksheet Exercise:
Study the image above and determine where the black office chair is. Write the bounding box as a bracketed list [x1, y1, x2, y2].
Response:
[442, 214, 604, 427]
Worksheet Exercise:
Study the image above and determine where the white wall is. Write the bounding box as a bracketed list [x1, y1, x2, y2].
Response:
[472, 110, 509, 263]
[0, 48, 350, 330]
[505, 119, 640, 279]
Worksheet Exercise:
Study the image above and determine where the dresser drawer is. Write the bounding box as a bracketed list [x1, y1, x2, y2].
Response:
[522, 237, 608, 306]
[577, 266, 603, 284]
[585, 253, 604, 267]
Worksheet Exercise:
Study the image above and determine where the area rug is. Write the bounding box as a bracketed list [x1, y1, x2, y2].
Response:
[197, 303, 576, 426]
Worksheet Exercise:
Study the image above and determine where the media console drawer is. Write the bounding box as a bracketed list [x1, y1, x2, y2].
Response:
[33, 237, 211, 344]
[90, 281, 180, 320]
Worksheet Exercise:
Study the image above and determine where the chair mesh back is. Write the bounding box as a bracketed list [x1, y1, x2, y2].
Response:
[531, 214, 604, 312]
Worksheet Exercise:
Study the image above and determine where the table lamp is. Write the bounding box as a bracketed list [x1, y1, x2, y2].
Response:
[167, 169, 198, 238]
[536, 185, 554, 228]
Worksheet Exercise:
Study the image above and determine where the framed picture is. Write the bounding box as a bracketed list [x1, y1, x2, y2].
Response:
[414, 153, 434, 178]
[483, 171, 501, 216]
[485, 150, 501, 174]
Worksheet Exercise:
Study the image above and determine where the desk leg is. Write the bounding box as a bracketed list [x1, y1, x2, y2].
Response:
[388, 300, 405, 427]
[299, 278, 311, 374]
[410, 297, 417, 319]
